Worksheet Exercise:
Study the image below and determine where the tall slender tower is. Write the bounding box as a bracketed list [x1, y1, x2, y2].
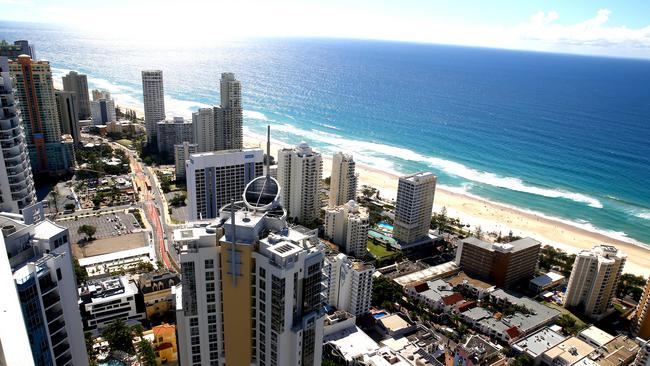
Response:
[0, 208, 89, 366]
[329, 152, 357, 207]
[277, 142, 323, 225]
[0, 56, 36, 212]
[55, 90, 81, 144]
[10, 55, 74, 174]
[176, 127, 325, 366]
[62, 70, 91, 119]
[192, 107, 215, 152]
[564, 245, 626, 319]
[141, 70, 165, 143]
[214, 72, 243, 150]
[633, 278, 650, 339]
[393, 172, 437, 248]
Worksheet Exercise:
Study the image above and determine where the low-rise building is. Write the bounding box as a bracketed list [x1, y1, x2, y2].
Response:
[392, 261, 460, 287]
[583, 335, 639, 366]
[578, 326, 615, 349]
[530, 271, 565, 294]
[448, 335, 506, 366]
[634, 339, 650, 366]
[78, 276, 146, 332]
[143, 323, 178, 365]
[512, 327, 567, 364]
[541, 336, 595, 366]
[136, 271, 181, 320]
[377, 314, 416, 339]
[78, 246, 156, 278]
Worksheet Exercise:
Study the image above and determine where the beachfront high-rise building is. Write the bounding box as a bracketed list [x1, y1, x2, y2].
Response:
[62, 70, 91, 119]
[214, 72, 243, 151]
[323, 253, 374, 317]
[9, 55, 74, 174]
[186, 149, 264, 220]
[0, 39, 34, 60]
[329, 152, 357, 207]
[633, 278, 650, 340]
[0, 57, 36, 213]
[91, 89, 111, 101]
[455, 237, 541, 288]
[0, 207, 89, 366]
[55, 90, 81, 144]
[90, 97, 116, 125]
[175, 172, 325, 366]
[324, 200, 369, 257]
[174, 142, 198, 179]
[192, 107, 215, 152]
[156, 117, 193, 154]
[564, 245, 626, 319]
[142, 70, 165, 143]
[277, 142, 323, 225]
[393, 172, 437, 249]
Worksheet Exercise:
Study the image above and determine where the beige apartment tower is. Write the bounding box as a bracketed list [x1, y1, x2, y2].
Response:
[393, 172, 437, 248]
[277, 142, 323, 225]
[141, 70, 165, 143]
[564, 245, 626, 319]
[632, 278, 650, 339]
[329, 152, 358, 207]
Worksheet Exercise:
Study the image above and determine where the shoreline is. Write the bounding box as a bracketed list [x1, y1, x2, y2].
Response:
[242, 133, 650, 277]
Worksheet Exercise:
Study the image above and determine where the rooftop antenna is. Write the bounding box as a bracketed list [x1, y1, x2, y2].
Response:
[266, 124, 271, 178]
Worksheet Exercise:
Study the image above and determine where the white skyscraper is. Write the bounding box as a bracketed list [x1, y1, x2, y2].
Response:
[393, 172, 437, 249]
[90, 98, 116, 125]
[277, 142, 323, 225]
[186, 149, 264, 220]
[175, 168, 325, 365]
[141, 70, 165, 143]
[62, 70, 91, 119]
[329, 152, 357, 207]
[174, 142, 198, 179]
[214, 72, 243, 151]
[564, 245, 626, 319]
[323, 253, 374, 317]
[192, 107, 215, 152]
[0, 56, 36, 213]
[0, 207, 89, 366]
[324, 200, 369, 257]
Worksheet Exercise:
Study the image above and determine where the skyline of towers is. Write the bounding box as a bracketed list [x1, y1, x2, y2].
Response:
[564, 245, 626, 319]
[9, 55, 74, 174]
[186, 148, 264, 220]
[0, 208, 89, 366]
[142, 69, 166, 144]
[277, 141, 323, 225]
[0, 56, 36, 213]
[329, 152, 358, 207]
[176, 169, 325, 365]
[62, 70, 91, 119]
[393, 171, 437, 248]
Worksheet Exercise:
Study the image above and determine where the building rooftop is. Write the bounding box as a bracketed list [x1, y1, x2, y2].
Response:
[513, 327, 567, 358]
[393, 261, 460, 287]
[379, 314, 412, 333]
[489, 289, 561, 334]
[586, 335, 640, 366]
[462, 307, 493, 322]
[446, 271, 495, 290]
[79, 276, 138, 303]
[461, 236, 541, 253]
[578, 326, 615, 348]
[78, 246, 154, 267]
[400, 171, 437, 184]
[543, 337, 594, 365]
[530, 272, 565, 287]
[323, 325, 380, 362]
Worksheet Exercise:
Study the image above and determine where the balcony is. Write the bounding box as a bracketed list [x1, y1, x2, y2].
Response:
[48, 317, 65, 335]
[55, 350, 72, 366]
[50, 328, 67, 347]
[46, 306, 64, 323]
[42, 291, 61, 309]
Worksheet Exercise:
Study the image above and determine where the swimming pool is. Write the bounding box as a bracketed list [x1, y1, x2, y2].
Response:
[373, 311, 388, 319]
[98, 358, 127, 366]
[377, 221, 394, 231]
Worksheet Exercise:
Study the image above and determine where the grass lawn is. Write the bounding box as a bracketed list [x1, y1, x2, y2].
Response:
[367, 240, 397, 259]
[541, 301, 588, 330]
[117, 139, 133, 148]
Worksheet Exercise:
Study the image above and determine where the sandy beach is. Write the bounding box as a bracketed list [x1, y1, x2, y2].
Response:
[243, 133, 650, 277]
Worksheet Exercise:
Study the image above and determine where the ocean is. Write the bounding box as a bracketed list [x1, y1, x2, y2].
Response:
[2, 21, 650, 246]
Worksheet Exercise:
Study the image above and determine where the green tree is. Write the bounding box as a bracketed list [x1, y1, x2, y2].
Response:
[73, 256, 88, 284]
[85, 331, 98, 364]
[102, 319, 135, 354]
[137, 339, 157, 366]
[77, 224, 97, 242]
[372, 276, 404, 307]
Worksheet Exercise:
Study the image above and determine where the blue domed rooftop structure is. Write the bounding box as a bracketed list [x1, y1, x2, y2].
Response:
[243, 175, 281, 211]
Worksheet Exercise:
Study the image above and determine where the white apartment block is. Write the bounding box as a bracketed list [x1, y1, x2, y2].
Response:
[324, 200, 369, 257]
[564, 245, 626, 319]
[62, 70, 91, 119]
[142, 70, 165, 143]
[277, 142, 323, 225]
[0, 207, 89, 366]
[186, 149, 263, 220]
[192, 107, 215, 152]
[174, 142, 198, 179]
[0, 56, 36, 212]
[78, 276, 146, 332]
[329, 152, 358, 207]
[90, 98, 116, 125]
[323, 253, 374, 316]
[175, 173, 325, 366]
[156, 116, 193, 154]
[393, 172, 437, 248]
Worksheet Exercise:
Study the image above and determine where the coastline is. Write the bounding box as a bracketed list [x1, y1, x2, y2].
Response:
[242, 133, 650, 277]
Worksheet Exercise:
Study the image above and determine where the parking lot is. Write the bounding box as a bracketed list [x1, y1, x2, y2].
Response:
[61, 212, 142, 245]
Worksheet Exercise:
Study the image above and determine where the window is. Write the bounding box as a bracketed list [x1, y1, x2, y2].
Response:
[205, 259, 214, 269]
[56, 268, 62, 281]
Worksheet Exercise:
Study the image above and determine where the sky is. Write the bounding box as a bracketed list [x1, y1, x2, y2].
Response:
[2, 0, 650, 58]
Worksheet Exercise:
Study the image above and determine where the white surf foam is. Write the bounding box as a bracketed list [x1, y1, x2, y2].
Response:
[244, 110, 269, 121]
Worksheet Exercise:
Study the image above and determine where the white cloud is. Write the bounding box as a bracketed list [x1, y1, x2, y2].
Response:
[0, 0, 32, 5]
